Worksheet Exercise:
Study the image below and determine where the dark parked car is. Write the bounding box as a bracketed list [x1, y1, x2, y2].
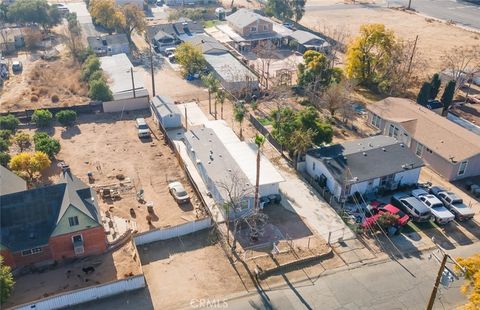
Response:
[391, 194, 431, 222]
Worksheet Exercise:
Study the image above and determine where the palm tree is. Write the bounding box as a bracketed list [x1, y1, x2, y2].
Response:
[289, 128, 315, 170]
[234, 104, 246, 140]
[215, 88, 226, 120]
[201, 73, 220, 116]
[254, 134, 265, 211]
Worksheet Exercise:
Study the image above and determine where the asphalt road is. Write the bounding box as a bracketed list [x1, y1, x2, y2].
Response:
[69, 242, 480, 310]
[387, 0, 480, 29]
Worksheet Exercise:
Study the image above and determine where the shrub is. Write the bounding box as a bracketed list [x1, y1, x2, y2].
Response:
[0, 115, 20, 131]
[88, 79, 113, 102]
[0, 139, 9, 152]
[12, 132, 31, 151]
[34, 135, 60, 158]
[0, 152, 11, 167]
[81, 55, 101, 81]
[56, 110, 77, 127]
[77, 47, 95, 63]
[0, 130, 13, 140]
[51, 94, 60, 103]
[33, 131, 50, 144]
[32, 109, 53, 128]
[89, 70, 104, 82]
[30, 95, 39, 102]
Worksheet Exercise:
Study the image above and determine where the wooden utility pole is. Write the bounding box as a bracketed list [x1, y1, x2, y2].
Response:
[407, 35, 419, 75]
[130, 67, 136, 98]
[426, 254, 448, 310]
[407, 0, 412, 10]
[149, 41, 156, 97]
[184, 105, 188, 131]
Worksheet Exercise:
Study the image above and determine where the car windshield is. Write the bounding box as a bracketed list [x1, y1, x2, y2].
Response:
[431, 203, 444, 210]
[138, 124, 148, 129]
[396, 210, 406, 217]
[452, 198, 463, 205]
[177, 190, 187, 197]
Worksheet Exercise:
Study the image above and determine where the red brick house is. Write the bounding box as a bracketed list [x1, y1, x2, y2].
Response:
[0, 166, 106, 269]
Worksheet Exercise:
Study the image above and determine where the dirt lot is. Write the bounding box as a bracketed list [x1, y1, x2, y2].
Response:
[5, 241, 141, 308]
[139, 230, 250, 309]
[36, 112, 206, 232]
[301, 0, 480, 74]
[0, 52, 89, 112]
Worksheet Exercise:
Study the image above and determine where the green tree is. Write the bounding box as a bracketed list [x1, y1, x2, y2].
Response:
[89, 70, 104, 82]
[0, 152, 10, 167]
[8, 0, 60, 31]
[81, 54, 101, 81]
[441, 80, 456, 115]
[234, 104, 246, 140]
[430, 73, 441, 100]
[0, 115, 19, 131]
[416, 82, 431, 106]
[8, 151, 51, 180]
[56, 110, 77, 127]
[0, 130, 12, 141]
[88, 79, 113, 101]
[345, 24, 396, 88]
[291, 0, 306, 22]
[33, 131, 50, 144]
[117, 4, 146, 42]
[296, 106, 333, 145]
[254, 134, 265, 211]
[32, 109, 53, 128]
[298, 50, 342, 93]
[0, 139, 9, 152]
[201, 73, 220, 116]
[289, 128, 315, 169]
[216, 89, 227, 119]
[34, 134, 60, 158]
[175, 42, 206, 78]
[12, 132, 31, 151]
[265, 0, 293, 21]
[0, 256, 14, 305]
[271, 107, 297, 149]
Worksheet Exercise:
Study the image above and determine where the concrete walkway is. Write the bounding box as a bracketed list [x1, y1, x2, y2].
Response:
[278, 169, 355, 243]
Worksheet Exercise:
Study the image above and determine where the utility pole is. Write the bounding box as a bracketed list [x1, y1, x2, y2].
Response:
[130, 67, 136, 98]
[426, 254, 448, 310]
[407, 0, 412, 10]
[185, 105, 188, 131]
[407, 35, 419, 75]
[148, 39, 156, 97]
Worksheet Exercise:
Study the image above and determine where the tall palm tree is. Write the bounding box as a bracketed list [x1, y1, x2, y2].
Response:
[215, 88, 226, 120]
[289, 128, 315, 170]
[234, 104, 246, 140]
[254, 134, 265, 211]
[201, 73, 220, 116]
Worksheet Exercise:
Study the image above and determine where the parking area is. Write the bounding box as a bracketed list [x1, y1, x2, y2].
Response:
[42, 112, 206, 233]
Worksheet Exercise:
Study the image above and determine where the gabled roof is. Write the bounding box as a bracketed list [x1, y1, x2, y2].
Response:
[289, 30, 330, 48]
[226, 9, 272, 29]
[307, 136, 424, 184]
[367, 97, 480, 161]
[0, 169, 101, 252]
[0, 166, 27, 195]
[87, 34, 129, 50]
[151, 95, 181, 118]
[184, 34, 228, 55]
[147, 21, 204, 41]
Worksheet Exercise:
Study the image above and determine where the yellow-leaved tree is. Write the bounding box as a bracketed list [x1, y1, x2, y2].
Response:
[90, 0, 123, 32]
[8, 151, 51, 180]
[457, 254, 480, 309]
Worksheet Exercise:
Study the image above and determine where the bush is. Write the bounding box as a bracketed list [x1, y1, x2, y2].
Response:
[30, 95, 39, 102]
[0, 130, 13, 140]
[0, 139, 9, 152]
[0, 115, 20, 131]
[88, 79, 113, 101]
[0, 152, 11, 167]
[77, 48, 95, 63]
[56, 110, 77, 127]
[12, 132, 31, 151]
[32, 109, 53, 128]
[81, 55, 101, 81]
[33, 131, 50, 144]
[51, 94, 60, 103]
[34, 135, 60, 158]
[89, 70, 104, 82]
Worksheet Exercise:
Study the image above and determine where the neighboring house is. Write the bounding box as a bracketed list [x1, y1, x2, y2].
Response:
[184, 120, 284, 218]
[87, 34, 130, 56]
[185, 34, 229, 55]
[100, 53, 149, 110]
[148, 21, 204, 52]
[0, 165, 27, 196]
[150, 95, 182, 130]
[166, 0, 214, 5]
[0, 167, 106, 269]
[0, 27, 25, 53]
[305, 136, 424, 201]
[217, 9, 292, 52]
[288, 30, 330, 54]
[367, 97, 480, 181]
[115, 0, 143, 8]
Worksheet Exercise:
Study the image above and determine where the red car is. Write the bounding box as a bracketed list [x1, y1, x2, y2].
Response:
[362, 201, 410, 229]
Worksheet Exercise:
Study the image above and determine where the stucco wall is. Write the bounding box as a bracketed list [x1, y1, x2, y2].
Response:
[305, 155, 342, 198]
[51, 206, 100, 237]
[242, 19, 273, 37]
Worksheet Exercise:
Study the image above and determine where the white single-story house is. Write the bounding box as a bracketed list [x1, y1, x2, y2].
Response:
[87, 34, 130, 56]
[150, 96, 182, 130]
[305, 136, 424, 201]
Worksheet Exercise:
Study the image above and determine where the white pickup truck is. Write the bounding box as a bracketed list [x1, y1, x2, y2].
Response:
[412, 189, 454, 225]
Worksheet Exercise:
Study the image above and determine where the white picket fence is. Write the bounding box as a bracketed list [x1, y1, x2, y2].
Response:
[134, 217, 212, 246]
[14, 275, 145, 310]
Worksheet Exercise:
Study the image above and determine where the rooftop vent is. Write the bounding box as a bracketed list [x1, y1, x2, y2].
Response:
[400, 143, 404, 147]
[196, 159, 201, 164]
[382, 147, 386, 152]
[363, 152, 367, 156]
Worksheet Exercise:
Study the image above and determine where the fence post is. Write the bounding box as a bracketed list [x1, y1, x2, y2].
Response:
[328, 232, 331, 245]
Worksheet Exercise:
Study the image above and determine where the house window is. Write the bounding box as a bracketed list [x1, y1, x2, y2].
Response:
[250, 26, 257, 32]
[458, 161, 468, 175]
[415, 143, 424, 157]
[371, 114, 381, 128]
[388, 124, 399, 138]
[426, 148, 433, 154]
[263, 25, 268, 31]
[68, 216, 79, 227]
[312, 162, 316, 171]
[21, 247, 42, 256]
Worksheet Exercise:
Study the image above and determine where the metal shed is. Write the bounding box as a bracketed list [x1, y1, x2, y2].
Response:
[150, 96, 182, 129]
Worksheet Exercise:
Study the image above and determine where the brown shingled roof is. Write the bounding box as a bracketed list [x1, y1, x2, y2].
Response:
[367, 97, 480, 162]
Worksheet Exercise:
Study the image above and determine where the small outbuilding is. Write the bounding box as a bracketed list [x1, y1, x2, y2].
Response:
[289, 30, 330, 54]
[150, 96, 182, 130]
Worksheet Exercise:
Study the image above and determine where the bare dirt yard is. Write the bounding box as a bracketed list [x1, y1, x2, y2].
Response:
[301, 0, 480, 74]
[0, 49, 89, 112]
[35, 112, 206, 233]
[139, 230, 251, 309]
[5, 241, 141, 309]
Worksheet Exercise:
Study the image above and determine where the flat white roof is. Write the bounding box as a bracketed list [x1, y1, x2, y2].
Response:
[100, 53, 148, 100]
[177, 101, 210, 127]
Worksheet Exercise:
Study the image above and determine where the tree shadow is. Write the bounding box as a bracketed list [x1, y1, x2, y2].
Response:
[60, 125, 81, 140]
[459, 219, 480, 240]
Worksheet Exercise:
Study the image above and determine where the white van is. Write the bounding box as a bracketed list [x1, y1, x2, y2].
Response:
[135, 118, 150, 138]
